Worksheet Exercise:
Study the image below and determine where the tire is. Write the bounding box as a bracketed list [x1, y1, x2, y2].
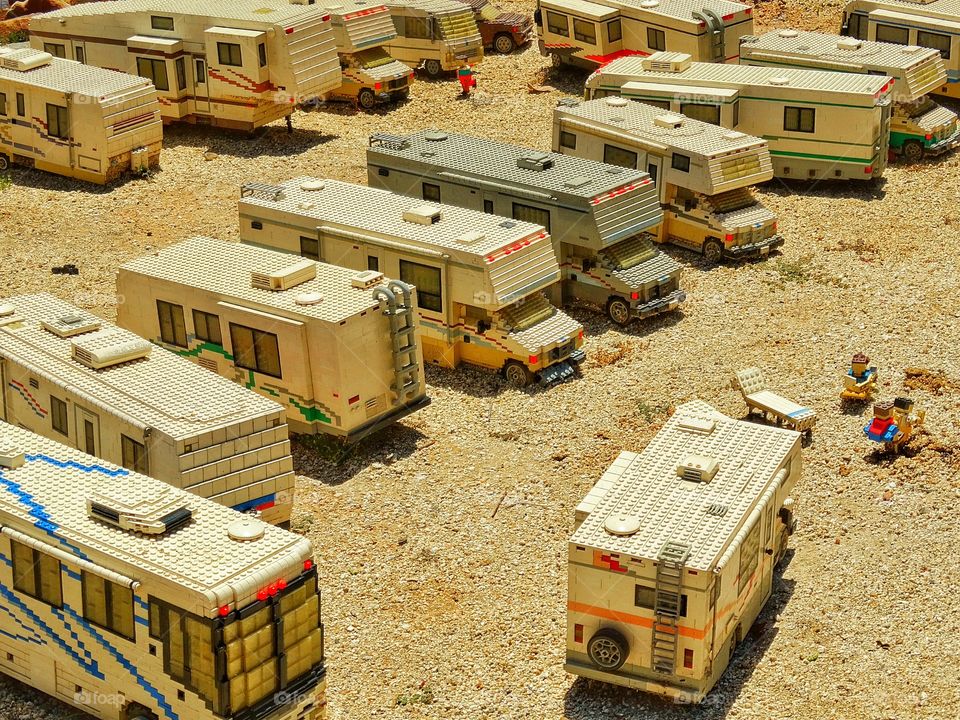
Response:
[357, 88, 377, 110]
[902, 140, 923, 163]
[587, 628, 629, 671]
[493, 33, 516, 54]
[503, 360, 533, 388]
[702, 238, 724, 264]
[0, 154, 9, 172]
[551, 53, 564, 69]
[606, 296, 631, 326]
[422, 59, 443, 77]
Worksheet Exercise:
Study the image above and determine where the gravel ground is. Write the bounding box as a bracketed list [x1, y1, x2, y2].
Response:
[2, 2, 960, 719]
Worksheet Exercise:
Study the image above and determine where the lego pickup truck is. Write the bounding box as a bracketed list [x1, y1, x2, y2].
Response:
[461, 0, 533, 54]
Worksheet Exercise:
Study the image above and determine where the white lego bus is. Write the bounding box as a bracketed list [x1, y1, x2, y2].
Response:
[0, 422, 326, 720]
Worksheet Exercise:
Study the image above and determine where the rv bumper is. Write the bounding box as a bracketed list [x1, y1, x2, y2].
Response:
[343, 394, 432, 443]
[564, 660, 706, 704]
[633, 289, 686, 319]
[538, 349, 585, 386]
[924, 128, 960, 156]
[725, 234, 784, 260]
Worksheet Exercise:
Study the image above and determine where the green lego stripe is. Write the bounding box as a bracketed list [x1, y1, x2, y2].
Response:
[888, 130, 928, 149]
[768, 148, 874, 164]
[177, 341, 234, 361]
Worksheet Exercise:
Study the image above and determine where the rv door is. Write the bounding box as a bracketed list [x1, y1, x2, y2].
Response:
[75, 406, 101, 457]
[194, 57, 211, 113]
[646, 156, 665, 202]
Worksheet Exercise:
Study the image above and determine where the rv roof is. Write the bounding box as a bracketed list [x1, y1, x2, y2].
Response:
[556, 98, 768, 156]
[569, 400, 799, 571]
[742, 29, 943, 70]
[0, 50, 153, 97]
[612, 0, 749, 20]
[0, 423, 310, 598]
[36, 0, 327, 24]
[120, 237, 388, 324]
[0, 294, 284, 440]
[863, 0, 960, 20]
[598, 52, 892, 94]
[380, 0, 476, 13]
[238, 178, 547, 257]
[370, 130, 651, 199]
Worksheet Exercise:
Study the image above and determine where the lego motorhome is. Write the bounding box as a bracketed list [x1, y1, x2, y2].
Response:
[553, 97, 782, 263]
[238, 178, 585, 387]
[740, 29, 960, 161]
[381, 0, 483, 76]
[586, 51, 895, 181]
[28, 0, 341, 131]
[567, 400, 800, 702]
[0, 47, 161, 182]
[841, 0, 960, 99]
[367, 130, 684, 326]
[116, 236, 429, 441]
[0, 423, 325, 720]
[0, 293, 295, 525]
[535, 0, 754, 69]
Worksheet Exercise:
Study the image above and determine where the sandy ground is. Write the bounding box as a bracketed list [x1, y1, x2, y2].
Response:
[1, 2, 960, 719]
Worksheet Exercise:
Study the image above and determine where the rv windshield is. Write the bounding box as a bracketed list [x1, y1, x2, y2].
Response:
[707, 188, 757, 214]
[495, 293, 555, 332]
[354, 47, 397, 70]
[901, 95, 935, 120]
[599, 235, 657, 271]
[436, 9, 477, 40]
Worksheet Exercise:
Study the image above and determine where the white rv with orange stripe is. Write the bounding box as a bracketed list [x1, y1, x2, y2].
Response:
[567, 400, 800, 702]
[28, 0, 341, 131]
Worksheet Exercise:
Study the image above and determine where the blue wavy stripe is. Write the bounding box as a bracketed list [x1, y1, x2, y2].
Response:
[0, 467, 90, 561]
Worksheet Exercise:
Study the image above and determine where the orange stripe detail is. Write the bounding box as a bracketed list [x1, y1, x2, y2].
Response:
[567, 601, 707, 639]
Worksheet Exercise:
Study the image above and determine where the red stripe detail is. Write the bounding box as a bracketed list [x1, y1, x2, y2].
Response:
[9, 380, 48, 416]
[584, 49, 649, 66]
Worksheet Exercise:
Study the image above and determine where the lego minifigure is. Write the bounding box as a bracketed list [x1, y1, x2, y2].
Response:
[457, 63, 476, 96]
[864, 397, 925, 453]
[840, 352, 878, 401]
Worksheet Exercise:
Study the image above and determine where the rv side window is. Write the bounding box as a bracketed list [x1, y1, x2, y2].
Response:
[635, 584, 688, 616]
[12, 540, 63, 607]
[300, 236, 320, 260]
[404, 17, 432, 39]
[422, 182, 441, 203]
[217, 42, 243, 67]
[559, 130, 577, 149]
[671, 153, 691, 172]
[573, 19, 596, 45]
[681, 102, 720, 126]
[75, 46, 85, 63]
[82, 572, 135, 640]
[607, 19, 621, 43]
[157, 300, 188, 347]
[737, 521, 762, 595]
[367, 255, 379, 272]
[43, 43, 66, 58]
[399, 260, 443, 313]
[512, 202, 551, 232]
[150, 599, 219, 711]
[603, 143, 638, 170]
[258, 42, 267, 68]
[0, 92, 6, 116]
[546, 11, 568, 37]
[50, 396, 68, 436]
[229, 323, 283, 378]
[151, 15, 174, 31]
[121, 434, 148, 474]
[137, 57, 170, 91]
[844, 12, 868, 40]
[647, 27, 666, 52]
[46, 104, 69, 140]
[917, 30, 951, 59]
[175, 58, 187, 91]
[783, 106, 815, 134]
[16, 93, 25, 117]
[483, 199, 494, 214]
[196, 59, 206, 84]
[193, 309, 223, 345]
[732, 100, 739, 128]
[875, 23, 909, 46]
[646, 163, 658, 185]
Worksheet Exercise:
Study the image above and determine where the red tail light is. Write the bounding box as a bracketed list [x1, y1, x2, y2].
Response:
[722, 12, 734, 20]
[285, 27, 294, 34]
[257, 589, 269, 601]
[684, 648, 694, 669]
[925, 133, 933, 141]
[322, 14, 330, 21]
[630, 291, 639, 300]
[304, 559, 314, 571]
[578, 330, 584, 340]
[771, 221, 777, 232]
[375, 82, 382, 90]
[724, 233, 735, 243]
[574, 624, 584, 643]
[745, 7, 752, 13]
[528, 355, 539, 365]
[278, 578, 288, 591]
[864, 165, 873, 174]
[219, 605, 231, 617]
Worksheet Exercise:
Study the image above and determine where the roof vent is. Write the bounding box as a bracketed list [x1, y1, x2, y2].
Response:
[0, 49, 53, 72]
[901, 45, 923, 54]
[300, 180, 325, 192]
[677, 415, 716, 434]
[564, 176, 591, 188]
[640, 0, 658, 7]
[240, 182, 286, 202]
[769, 76, 791, 86]
[402, 203, 442, 225]
[517, 152, 554, 171]
[72, 331, 152, 370]
[294, 291, 324, 306]
[498, 220, 517, 228]
[0, 304, 14, 317]
[87, 486, 192, 535]
[251, 258, 317, 291]
[677, 454, 720, 483]
[457, 230, 485, 244]
[0, 304, 22, 328]
[778, 29, 799, 38]
[0, 447, 25, 469]
[350, 269, 385, 289]
[642, 52, 692, 73]
[424, 130, 448, 141]
[228, 517, 265, 542]
[705, 502, 729, 517]
[655, 113, 685, 129]
[42, 314, 102, 338]
[722, 130, 747, 141]
[557, 97, 580, 107]
[604, 96, 628, 107]
[838, 37, 862, 50]
[604, 513, 641, 536]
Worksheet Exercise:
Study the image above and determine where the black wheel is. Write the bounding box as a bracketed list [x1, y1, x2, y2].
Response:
[702, 238, 723, 264]
[606, 296, 631, 326]
[551, 53, 564, 69]
[422, 58, 443, 77]
[503, 360, 533, 388]
[357, 88, 377, 110]
[493, 33, 516, 54]
[0, 154, 9, 172]
[902, 140, 923, 163]
[587, 628, 629, 670]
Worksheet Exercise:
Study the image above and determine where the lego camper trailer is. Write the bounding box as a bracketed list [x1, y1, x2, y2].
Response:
[0, 293, 296, 525]
[0, 47, 161, 182]
[535, 0, 754, 69]
[585, 51, 895, 181]
[0, 422, 325, 720]
[367, 130, 684, 325]
[553, 97, 781, 262]
[380, 0, 484, 76]
[28, 0, 342, 131]
[567, 400, 800, 702]
[116, 236, 429, 441]
[237, 178, 585, 387]
[740, 29, 960, 161]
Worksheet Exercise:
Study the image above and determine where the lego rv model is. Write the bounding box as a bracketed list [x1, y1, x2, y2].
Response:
[116, 236, 429, 440]
[292, 0, 414, 108]
[553, 97, 781, 263]
[367, 130, 684, 326]
[535, 0, 754, 69]
[740, 29, 960, 161]
[0, 47, 161, 182]
[0, 294, 296, 525]
[462, 0, 534, 55]
[841, 0, 960, 99]
[567, 400, 800, 702]
[381, 0, 484, 77]
[29, 0, 342, 131]
[0, 423, 325, 720]
[237, 178, 585, 387]
[586, 52, 894, 181]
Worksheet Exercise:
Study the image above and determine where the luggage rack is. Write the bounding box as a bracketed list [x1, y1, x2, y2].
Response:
[369, 133, 411, 151]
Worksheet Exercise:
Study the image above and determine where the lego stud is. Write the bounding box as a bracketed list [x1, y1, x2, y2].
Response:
[603, 513, 641, 537]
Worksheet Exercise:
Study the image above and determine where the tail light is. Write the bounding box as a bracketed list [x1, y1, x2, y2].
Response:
[375, 82, 382, 90]
[528, 355, 539, 365]
[574, 624, 584, 643]
[864, 165, 873, 174]
[322, 14, 330, 21]
[578, 330, 584, 340]
[724, 233, 735, 243]
[630, 291, 639, 300]
[925, 133, 933, 141]
[285, 27, 295, 34]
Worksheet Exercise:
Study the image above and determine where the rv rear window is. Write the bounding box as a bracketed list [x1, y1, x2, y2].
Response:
[607, 19, 621, 43]
[647, 27, 666, 52]
[137, 57, 170, 92]
[671, 153, 691, 172]
[157, 300, 188, 348]
[603, 143, 637, 170]
[918, 30, 951, 59]
[229, 323, 282, 378]
[574, 19, 596, 45]
[559, 130, 577, 149]
[45, 104, 69, 140]
[875, 23, 909, 46]
[50, 396, 68, 436]
[546, 11, 568, 37]
[783, 106, 815, 134]
[43, 43, 66, 58]
[121, 434, 148, 474]
[218, 42, 243, 67]
[399, 260, 443, 313]
[151, 15, 174, 30]
[12, 540, 62, 608]
[635, 584, 688, 616]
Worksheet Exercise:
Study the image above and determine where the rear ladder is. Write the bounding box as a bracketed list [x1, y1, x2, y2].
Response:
[651, 541, 691, 675]
[374, 281, 422, 403]
[692, 8, 725, 62]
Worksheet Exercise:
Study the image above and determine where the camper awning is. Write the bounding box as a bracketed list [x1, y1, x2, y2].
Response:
[539, 0, 617, 21]
[619, 81, 740, 102]
[127, 35, 184, 54]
